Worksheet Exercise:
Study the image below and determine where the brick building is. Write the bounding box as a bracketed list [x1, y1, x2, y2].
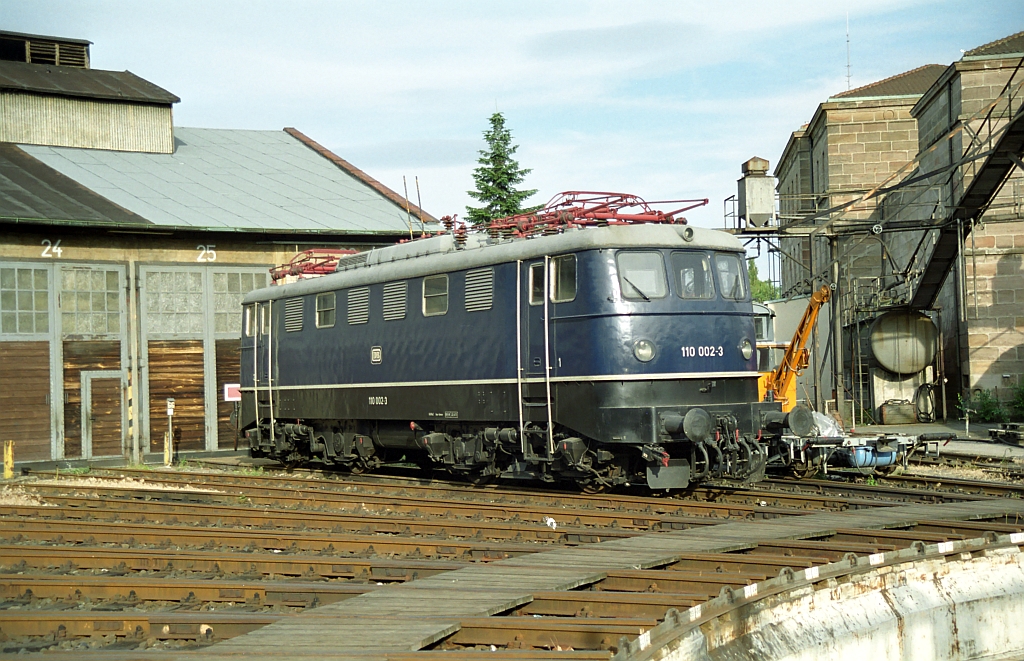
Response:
[0, 30, 435, 463]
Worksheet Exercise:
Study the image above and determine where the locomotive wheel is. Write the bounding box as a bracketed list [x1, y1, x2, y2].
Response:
[576, 479, 609, 494]
[458, 469, 496, 486]
[790, 461, 820, 479]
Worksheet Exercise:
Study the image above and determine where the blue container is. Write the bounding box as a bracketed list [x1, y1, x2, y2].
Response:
[842, 446, 897, 468]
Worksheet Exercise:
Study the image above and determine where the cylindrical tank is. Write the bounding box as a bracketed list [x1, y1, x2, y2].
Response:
[869, 310, 937, 375]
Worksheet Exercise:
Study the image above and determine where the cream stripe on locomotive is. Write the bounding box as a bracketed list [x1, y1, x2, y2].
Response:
[241, 371, 755, 393]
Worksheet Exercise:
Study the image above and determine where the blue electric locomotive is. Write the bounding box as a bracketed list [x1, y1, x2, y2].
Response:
[238, 193, 784, 490]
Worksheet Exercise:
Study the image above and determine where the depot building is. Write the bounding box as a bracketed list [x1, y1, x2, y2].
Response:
[0, 30, 434, 463]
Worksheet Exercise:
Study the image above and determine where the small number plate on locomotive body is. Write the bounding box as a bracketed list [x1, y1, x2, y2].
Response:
[681, 345, 723, 357]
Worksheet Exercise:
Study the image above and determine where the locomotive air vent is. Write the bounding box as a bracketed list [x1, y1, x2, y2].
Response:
[284, 297, 304, 332]
[348, 288, 370, 325]
[465, 268, 494, 312]
[382, 282, 408, 321]
[334, 252, 369, 272]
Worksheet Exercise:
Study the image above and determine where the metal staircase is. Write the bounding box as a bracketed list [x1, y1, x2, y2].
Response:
[910, 62, 1024, 308]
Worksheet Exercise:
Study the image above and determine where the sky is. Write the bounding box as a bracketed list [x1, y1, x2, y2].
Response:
[3, 1, 1021, 235]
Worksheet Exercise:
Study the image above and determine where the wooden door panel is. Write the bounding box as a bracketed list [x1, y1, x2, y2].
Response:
[89, 378, 123, 457]
[62, 340, 120, 458]
[148, 340, 205, 451]
[215, 339, 240, 449]
[0, 341, 51, 461]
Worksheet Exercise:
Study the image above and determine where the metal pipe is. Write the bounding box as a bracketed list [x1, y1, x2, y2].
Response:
[957, 219, 967, 324]
[830, 235, 845, 425]
[543, 256, 554, 455]
[268, 299, 275, 445]
[253, 304, 260, 444]
[936, 306, 948, 422]
[970, 219, 978, 319]
[515, 260, 525, 454]
[127, 259, 141, 464]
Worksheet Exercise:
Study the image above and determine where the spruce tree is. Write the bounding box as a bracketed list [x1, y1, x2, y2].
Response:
[748, 259, 779, 303]
[466, 112, 537, 225]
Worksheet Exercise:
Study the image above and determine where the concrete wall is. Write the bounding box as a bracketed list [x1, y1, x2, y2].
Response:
[0, 91, 174, 153]
[644, 543, 1024, 661]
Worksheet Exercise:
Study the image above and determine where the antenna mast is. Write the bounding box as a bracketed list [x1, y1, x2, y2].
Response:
[846, 13, 852, 90]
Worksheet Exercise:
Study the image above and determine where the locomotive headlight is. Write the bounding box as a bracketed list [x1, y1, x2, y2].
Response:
[633, 339, 656, 362]
[740, 338, 754, 361]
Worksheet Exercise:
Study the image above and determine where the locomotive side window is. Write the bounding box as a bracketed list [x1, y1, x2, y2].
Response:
[316, 292, 336, 328]
[550, 255, 577, 303]
[528, 263, 544, 306]
[243, 305, 254, 337]
[422, 275, 448, 316]
[616, 251, 667, 300]
[715, 253, 747, 300]
[671, 251, 715, 299]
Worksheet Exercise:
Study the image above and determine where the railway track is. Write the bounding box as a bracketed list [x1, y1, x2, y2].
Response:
[2, 464, 1023, 657]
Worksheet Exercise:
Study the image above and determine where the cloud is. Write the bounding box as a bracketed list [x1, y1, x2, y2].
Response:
[340, 139, 479, 169]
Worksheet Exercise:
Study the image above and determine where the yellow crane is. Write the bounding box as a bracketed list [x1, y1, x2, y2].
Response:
[758, 284, 831, 412]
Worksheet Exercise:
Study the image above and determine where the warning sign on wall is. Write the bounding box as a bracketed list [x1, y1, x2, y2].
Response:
[223, 383, 241, 402]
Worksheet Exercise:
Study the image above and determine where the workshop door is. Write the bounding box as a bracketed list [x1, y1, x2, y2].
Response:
[81, 371, 124, 458]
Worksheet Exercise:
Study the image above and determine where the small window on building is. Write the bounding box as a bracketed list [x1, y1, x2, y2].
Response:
[465, 269, 493, 312]
[528, 263, 545, 306]
[59, 267, 119, 336]
[422, 275, 448, 316]
[213, 270, 266, 335]
[383, 282, 407, 321]
[616, 251, 667, 300]
[316, 292, 336, 328]
[550, 255, 576, 303]
[754, 316, 766, 342]
[284, 297, 303, 332]
[348, 288, 370, 325]
[671, 252, 715, 299]
[0, 267, 49, 335]
[715, 253, 747, 300]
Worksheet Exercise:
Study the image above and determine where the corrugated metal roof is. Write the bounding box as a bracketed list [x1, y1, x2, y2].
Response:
[831, 64, 946, 100]
[0, 60, 179, 104]
[965, 31, 1024, 58]
[0, 142, 149, 225]
[16, 128, 433, 235]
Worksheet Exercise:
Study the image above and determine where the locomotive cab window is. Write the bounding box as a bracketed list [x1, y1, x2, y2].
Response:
[243, 305, 254, 337]
[616, 251, 667, 300]
[528, 263, 544, 305]
[422, 275, 448, 316]
[259, 303, 270, 335]
[715, 253, 747, 300]
[671, 251, 715, 299]
[550, 255, 576, 303]
[316, 292, 336, 328]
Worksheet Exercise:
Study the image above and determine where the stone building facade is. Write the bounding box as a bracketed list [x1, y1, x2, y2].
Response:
[776, 31, 1024, 418]
[885, 32, 1024, 404]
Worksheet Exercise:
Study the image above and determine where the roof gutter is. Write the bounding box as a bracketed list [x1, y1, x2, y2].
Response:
[0, 215, 419, 237]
